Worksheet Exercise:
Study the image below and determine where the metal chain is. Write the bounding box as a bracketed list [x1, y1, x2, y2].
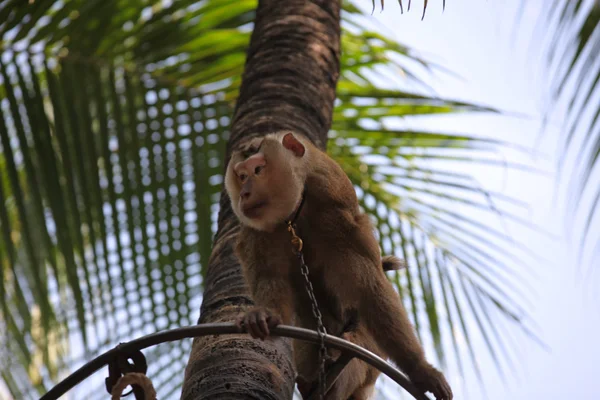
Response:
[288, 222, 328, 400]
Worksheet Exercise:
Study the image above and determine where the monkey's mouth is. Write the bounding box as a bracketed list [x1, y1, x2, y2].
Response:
[241, 201, 268, 218]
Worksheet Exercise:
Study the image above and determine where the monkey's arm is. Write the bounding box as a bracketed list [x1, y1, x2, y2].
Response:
[250, 272, 295, 322]
[362, 275, 425, 371]
[238, 274, 295, 339]
[236, 236, 295, 339]
[359, 271, 453, 400]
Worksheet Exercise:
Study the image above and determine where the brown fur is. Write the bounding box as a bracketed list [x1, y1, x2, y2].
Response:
[225, 132, 452, 400]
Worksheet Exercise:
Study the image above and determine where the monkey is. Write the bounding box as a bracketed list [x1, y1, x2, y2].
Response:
[224, 131, 452, 400]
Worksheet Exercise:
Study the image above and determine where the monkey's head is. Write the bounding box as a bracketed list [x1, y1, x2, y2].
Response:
[225, 132, 310, 232]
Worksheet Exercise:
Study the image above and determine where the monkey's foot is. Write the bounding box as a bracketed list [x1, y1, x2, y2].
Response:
[409, 363, 453, 400]
[236, 307, 281, 340]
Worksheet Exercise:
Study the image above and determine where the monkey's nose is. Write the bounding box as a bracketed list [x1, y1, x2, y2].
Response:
[240, 187, 251, 200]
[247, 156, 265, 175]
[235, 154, 266, 177]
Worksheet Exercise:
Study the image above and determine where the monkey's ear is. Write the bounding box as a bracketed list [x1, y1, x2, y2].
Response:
[282, 133, 305, 157]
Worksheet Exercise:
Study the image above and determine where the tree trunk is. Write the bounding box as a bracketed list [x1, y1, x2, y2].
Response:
[181, 0, 341, 399]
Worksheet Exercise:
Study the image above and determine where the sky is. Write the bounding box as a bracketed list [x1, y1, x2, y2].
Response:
[361, 0, 600, 399]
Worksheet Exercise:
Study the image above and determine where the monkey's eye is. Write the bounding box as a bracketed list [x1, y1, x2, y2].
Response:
[243, 146, 259, 158]
[239, 173, 248, 183]
[254, 165, 263, 175]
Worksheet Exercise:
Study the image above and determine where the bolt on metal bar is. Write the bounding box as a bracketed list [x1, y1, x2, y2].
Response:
[40, 323, 431, 400]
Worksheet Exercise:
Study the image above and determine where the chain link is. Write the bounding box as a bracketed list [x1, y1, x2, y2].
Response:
[288, 222, 328, 400]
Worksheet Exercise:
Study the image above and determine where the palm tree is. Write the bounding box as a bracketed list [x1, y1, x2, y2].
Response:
[0, 0, 596, 399]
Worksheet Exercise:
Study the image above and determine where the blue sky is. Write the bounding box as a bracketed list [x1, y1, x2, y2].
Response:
[365, 1, 600, 399]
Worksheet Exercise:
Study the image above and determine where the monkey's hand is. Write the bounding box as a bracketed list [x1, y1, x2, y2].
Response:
[408, 363, 453, 400]
[236, 307, 281, 340]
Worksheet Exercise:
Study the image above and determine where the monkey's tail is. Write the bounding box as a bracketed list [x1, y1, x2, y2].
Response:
[382, 255, 406, 271]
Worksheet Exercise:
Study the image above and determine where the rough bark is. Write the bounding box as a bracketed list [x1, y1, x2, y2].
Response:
[181, 0, 341, 399]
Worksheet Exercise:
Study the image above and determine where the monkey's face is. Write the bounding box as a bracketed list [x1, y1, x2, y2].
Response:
[225, 133, 307, 232]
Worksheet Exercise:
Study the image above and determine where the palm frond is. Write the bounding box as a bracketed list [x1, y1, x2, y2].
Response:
[530, 0, 600, 269]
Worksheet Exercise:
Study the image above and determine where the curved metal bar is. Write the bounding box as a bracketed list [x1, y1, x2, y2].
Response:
[40, 323, 431, 400]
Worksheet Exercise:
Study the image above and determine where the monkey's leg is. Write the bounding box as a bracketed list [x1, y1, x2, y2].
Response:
[324, 358, 374, 400]
[348, 383, 376, 400]
[299, 330, 380, 400]
[326, 329, 380, 400]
